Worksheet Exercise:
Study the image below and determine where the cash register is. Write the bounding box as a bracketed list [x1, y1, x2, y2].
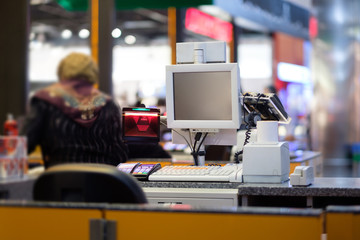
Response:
[119, 41, 291, 184]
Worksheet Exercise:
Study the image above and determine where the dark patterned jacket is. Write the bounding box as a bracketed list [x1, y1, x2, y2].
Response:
[21, 98, 128, 168]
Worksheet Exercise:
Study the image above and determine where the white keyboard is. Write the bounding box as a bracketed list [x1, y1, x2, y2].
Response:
[148, 164, 243, 182]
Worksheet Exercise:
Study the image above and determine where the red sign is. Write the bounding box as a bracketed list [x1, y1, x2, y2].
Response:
[309, 16, 318, 39]
[185, 8, 233, 42]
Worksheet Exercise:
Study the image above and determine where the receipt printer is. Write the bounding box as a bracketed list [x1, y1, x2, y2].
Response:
[290, 166, 314, 186]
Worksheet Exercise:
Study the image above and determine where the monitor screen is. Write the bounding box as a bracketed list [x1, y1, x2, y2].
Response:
[166, 63, 241, 130]
[173, 71, 232, 121]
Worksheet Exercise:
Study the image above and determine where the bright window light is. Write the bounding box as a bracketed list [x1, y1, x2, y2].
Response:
[238, 42, 272, 79]
[124, 35, 136, 45]
[277, 62, 310, 84]
[112, 28, 122, 38]
[78, 29, 90, 39]
[61, 29, 72, 39]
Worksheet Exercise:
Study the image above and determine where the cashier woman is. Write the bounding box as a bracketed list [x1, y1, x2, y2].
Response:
[21, 52, 129, 168]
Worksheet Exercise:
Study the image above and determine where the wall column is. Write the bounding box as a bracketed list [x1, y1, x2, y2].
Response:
[0, 1, 29, 133]
[91, 0, 115, 95]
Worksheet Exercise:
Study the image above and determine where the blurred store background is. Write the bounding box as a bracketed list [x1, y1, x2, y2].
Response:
[1, 0, 360, 176]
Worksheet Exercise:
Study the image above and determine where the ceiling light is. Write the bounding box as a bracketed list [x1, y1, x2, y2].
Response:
[61, 29, 72, 39]
[124, 35, 136, 45]
[31, 0, 52, 5]
[112, 28, 122, 38]
[78, 29, 90, 39]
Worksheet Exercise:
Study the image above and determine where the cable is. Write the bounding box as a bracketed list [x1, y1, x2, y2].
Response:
[242, 93, 249, 125]
[159, 119, 167, 127]
[159, 116, 208, 165]
[193, 132, 202, 153]
[162, 121, 193, 152]
[191, 132, 203, 165]
[253, 93, 265, 120]
[242, 100, 248, 125]
[188, 130, 193, 149]
[196, 132, 208, 154]
[255, 93, 265, 109]
[233, 125, 251, 163]
[189, 132, 209, 166]
[234, 93, 257, 163]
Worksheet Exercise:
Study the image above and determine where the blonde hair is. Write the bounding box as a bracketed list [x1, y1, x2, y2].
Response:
[57, 52, 99, 84]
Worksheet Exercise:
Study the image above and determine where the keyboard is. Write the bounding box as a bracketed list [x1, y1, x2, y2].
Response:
[148, 164, 243, 182]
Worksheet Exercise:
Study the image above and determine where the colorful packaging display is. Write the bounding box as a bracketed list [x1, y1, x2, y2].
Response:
[0, 136, 27, 179]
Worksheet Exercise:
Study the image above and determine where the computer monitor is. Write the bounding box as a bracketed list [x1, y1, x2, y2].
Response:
[166, 63, 241, 130]
[166, 63, 241, 146]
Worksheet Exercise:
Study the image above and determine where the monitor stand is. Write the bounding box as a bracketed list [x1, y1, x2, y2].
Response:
[172, 129, 237, 166]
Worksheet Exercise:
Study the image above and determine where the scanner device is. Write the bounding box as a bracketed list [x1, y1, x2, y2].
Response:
[290, 166, 314, 186]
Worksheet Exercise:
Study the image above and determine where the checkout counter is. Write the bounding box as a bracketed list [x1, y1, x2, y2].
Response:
[0, 200, 324, 240]
[0, 42, 354, 239]
[1, 150, 360, 240]
[0, 150, 333, 207]
[0, 168, 359, 240]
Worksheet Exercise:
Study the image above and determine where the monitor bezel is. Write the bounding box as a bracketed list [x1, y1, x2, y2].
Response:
[166, 63, 241, 130]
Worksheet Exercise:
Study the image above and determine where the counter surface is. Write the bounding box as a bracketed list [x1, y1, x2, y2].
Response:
[0, 199, 323, 216]
[142, 177, 360, 197]
[2, 176, 360, 202]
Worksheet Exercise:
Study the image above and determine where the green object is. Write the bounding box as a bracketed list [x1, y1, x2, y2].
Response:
[56, 0, 88, 11]
[132, 108, 150, 111]
[56, 0, 213, 11]
[353, 154, 360, 162]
